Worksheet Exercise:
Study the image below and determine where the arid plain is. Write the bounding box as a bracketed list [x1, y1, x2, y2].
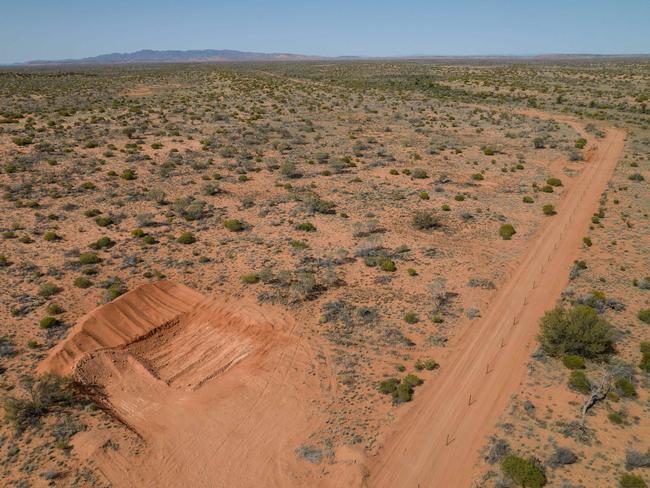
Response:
[0, 59, 649, 487]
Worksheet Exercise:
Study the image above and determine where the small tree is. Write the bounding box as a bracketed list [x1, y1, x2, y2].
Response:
[499, 223, 516, 240]
[538, 305, 614, 358]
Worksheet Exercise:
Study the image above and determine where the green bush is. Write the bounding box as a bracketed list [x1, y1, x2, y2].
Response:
[568, 371, 591, 394]
[296, 222, 316, 232]
[500, 455, 546, 488]
[379, 258, 396, 272]
[640, 352, 650, 373]
[120, 169, 136, 180]
[73, 277, 93, 289]
[542, 204, 556, 216]
[39, 282, 61, 298]
[12, 135, 34, 146]
[39, 316, 58, 329]
[562, 355, 585, 370]
[46, 303, 64, 315]
[43, 231, 61, 242]
[404, 312, 418, 324]
[89, 237, 114, 250]
[608, 411, 625, 425]
[241, 272, 260, 284]
[378, 378, 400, 394]
[419, 191, 430, 200]
[415, 358, 438, 371]
[615, 378, 637, 398]
[95, 215, 113, 227]
[224, 219, 244, 231]
[637, 309, 650, 324]
[79, 252, 100, 265]
[538, 304, 614, 358]
[177, 232, 196, 244]
[575, 138, 587, 149]
[620, 474, 647, 488]
[523, 196, 534, 203]
[546, 177, 563, 187]
[499, 223, 516, 240]
[471, 173, 484, 181]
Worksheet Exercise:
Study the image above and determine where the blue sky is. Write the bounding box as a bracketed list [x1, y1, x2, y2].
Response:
[1, 0, 649, 64]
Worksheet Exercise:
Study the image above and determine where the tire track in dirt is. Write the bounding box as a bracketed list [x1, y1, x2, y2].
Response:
[369, 112, 625, 488]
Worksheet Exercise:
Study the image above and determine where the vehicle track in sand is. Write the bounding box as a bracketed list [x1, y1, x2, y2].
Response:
[369, 111, 625, 488]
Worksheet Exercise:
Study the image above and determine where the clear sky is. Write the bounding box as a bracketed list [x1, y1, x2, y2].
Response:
[1, 0, 649, 64]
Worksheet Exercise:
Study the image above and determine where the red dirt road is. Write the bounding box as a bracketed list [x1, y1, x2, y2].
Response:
[370, 115, 625, 488]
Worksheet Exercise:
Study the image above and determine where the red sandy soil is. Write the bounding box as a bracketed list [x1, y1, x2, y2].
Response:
[369, 113, 625, 487]
[41, 281, 359, 487]
[37, 109, 625, 488]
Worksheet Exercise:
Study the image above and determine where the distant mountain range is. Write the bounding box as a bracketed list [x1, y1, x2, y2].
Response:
[18, 49, 649, 66]
[23, 49, 326, 65]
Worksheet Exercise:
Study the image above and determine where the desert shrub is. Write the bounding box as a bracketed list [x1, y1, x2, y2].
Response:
[568, 371, 591, 394]
[3, 374, 73, 434]
[412, 210, 440, 230]
[99, 278, 126, 303]
[625, 449, 650, 470]
[419, 191, 429, 200]
[583, 236, 592, 247]
[73, 277, 92, 289]
[619, 474, 647, 488]
[404, 312, 418, 324]
[546, 177, 563, 187]
[43, 231, 61, 241]
[296, 222, 316, 232]
[304, 193, 336, 214]
[379, 258, 396, 272]
[280, 161, 303, 178]
[39, 316, 58, 329]
[39, 282, 61, 298]
[79, 252, 100, 265]
[548, 447, 577, 467]
[441, 204, 451, 211]
[523, 196, 534, 203]
[454, 194, 465, 201]
[538, 304, 614, 358]
[637, 309, 650, 324]
[471, 172, 484, 181]
[407, 268, 417, 276]
[575, 138, 587, 149]
[241, 272, 260, 284]
[415, 358, 438, 371]
[609, 411, 625, 425]
[641, 342, 650, 354]
[615, 378, 637, 398]
[120, 169, 136, 180]
[95, 215, 113, 227]
[542, 204, 556, 216]
[640, 352, 650, 373]
[89, 237, 114, 250]
[562, 355, 585, 370]
[378, 375, 422, 404]
[499, 223, 516, 240]
[46, 303, 63, 315]
[177, 232, 196, 244]
[500, 455, 546, 488]
[533, 137, 545, 149]
[224, 219, 244, 231]
[628, 173, 645, 182]
[411, 168, 428, 179]
[378, 378, 400, 394]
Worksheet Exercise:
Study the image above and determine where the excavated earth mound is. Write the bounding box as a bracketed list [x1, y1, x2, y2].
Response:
[41, 281, 330, 487]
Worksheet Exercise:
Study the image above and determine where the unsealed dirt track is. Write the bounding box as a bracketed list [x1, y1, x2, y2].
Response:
[369, 113, 625, 488]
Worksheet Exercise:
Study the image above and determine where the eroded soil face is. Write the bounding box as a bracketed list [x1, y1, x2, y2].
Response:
[0, 61, 648, 487]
